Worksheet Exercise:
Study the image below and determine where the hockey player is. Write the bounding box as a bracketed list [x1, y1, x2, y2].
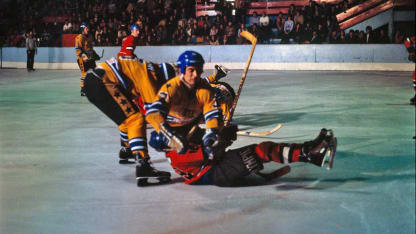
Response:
[83, 56, 171, 183]
[118, 61, 231, 164]
[83, 51, 231, 185]
[150, 128, 337, 186]
[146, 50, 337, 186]
[75, 23, 100, 96]
[118, 24, 140, 58]
[145, 51, 229, 158]
[404, 34, 415, 105]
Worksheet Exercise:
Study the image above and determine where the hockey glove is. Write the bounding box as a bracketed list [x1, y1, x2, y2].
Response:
[81, 53, 89, 62]
[220, 123, 238, 146]
[149, 131, 170, 152]
[202, 128, 220, 161]
[214, 64, 230, 81]
[159, 123, 187, 154]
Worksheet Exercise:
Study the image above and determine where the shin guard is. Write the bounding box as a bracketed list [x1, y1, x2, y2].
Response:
[255, 142, 302, 164]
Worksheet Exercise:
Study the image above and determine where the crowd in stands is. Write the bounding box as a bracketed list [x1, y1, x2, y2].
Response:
[0, 0, 410, 48]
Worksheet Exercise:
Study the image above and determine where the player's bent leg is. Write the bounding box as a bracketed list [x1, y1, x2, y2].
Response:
[118, 124, 135, 164]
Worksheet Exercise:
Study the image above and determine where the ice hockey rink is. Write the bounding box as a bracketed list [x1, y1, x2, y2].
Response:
[0, 68, 414, 234]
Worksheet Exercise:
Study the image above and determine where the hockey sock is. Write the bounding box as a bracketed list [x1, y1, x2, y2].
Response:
[80, 77, 85, 88]
[134, 150, 149, 161]
[120, 130, 129, 147]
[255, 141, 302, 164]
[129, 137, 147, 155]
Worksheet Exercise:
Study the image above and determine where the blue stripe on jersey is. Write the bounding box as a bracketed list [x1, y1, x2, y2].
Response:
[166, 115, 179, 122]
[129, 137, 147, 152]
[145, 101, 167, 116]
[204, 109, 219, 121]
[118, 56, 137, 60]
[106, 59, 128, 90]
[120, 131, 128, 142]
[143, 102, 152, 111]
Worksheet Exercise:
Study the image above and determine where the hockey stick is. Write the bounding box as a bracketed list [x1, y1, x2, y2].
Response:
[224, 30, 257, 127]
[237, 123, 283, 137]
[100, 49, 105, 59]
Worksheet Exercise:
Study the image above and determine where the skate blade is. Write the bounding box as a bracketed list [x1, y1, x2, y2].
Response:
[119, 159, 135, 164]
[325, 137, 337, 170]
[136, 177, 171, 187]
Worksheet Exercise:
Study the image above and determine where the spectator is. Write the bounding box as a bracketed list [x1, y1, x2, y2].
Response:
[394, 30, 404, 43]
[102, 36, 111, 46]
[197, 16, 204, 28]
[26, 30, 37, 72]
[358, 30, 366, 43]
[316, 23, 326, 42]
[259, 11, 270, 43]
[288, 4, 296, 18]
[95, 26, 103, 41]
[200, 22, 210, 43]
[365, 26, 375, 43]
[293, 23, 303, 43]
[302, 22, 313, 43]
[225, 20, 236, 44]
[234, 0, 246, 25]
[63, 20, 72, 33]
[328, 30, 339, 44]
[310, 30, 321, 44]
[217, 23, 225, 42]
[339, 30, 347, 43]
[236, 23, 247, 44]
[249, 12, 260, 27]
[304, 0, 315, 23]
[249, 23, 260, 39]
[186, 24, 197, 44]
[346, 30, 356, 43]
[282, 15, 294, 43]
[209, 34, 219, 45]
[377, 29, 390, 43]
[209, 24, 218, 38]
[275, 12, 285, 38]
[95, 34, 103, 46]
[294, 10, 304, 26]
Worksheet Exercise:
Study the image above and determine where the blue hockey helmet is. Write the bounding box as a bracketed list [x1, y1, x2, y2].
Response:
[130, 24, 140, 31]
[176, 50, 205, 74]
[80, 23, 89, 29]
[159, 62, 177, 81]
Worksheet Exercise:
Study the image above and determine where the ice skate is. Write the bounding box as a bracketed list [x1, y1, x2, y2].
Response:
[119, 146, 135, 164]
[410, 95, 415, 105]
[136, 158, 171, 187]
[80, 87, 86, 96]
[214, 64, 230, 81]
[300, 129, 337, 170]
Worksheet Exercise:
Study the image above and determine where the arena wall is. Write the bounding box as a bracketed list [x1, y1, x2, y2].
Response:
[1, 45, 413, 71]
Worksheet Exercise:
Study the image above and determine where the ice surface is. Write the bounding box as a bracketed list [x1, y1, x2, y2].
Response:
[0, 69, 414, 234]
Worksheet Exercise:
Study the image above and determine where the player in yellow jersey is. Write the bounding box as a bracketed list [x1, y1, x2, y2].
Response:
[75, 23, 100, 96]
[145, 51, 235, 165]
[83, 56, 172, 183]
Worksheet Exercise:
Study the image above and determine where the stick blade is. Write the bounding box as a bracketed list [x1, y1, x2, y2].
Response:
[240, 30, 257, 44]
[237, 123, 283, 137]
